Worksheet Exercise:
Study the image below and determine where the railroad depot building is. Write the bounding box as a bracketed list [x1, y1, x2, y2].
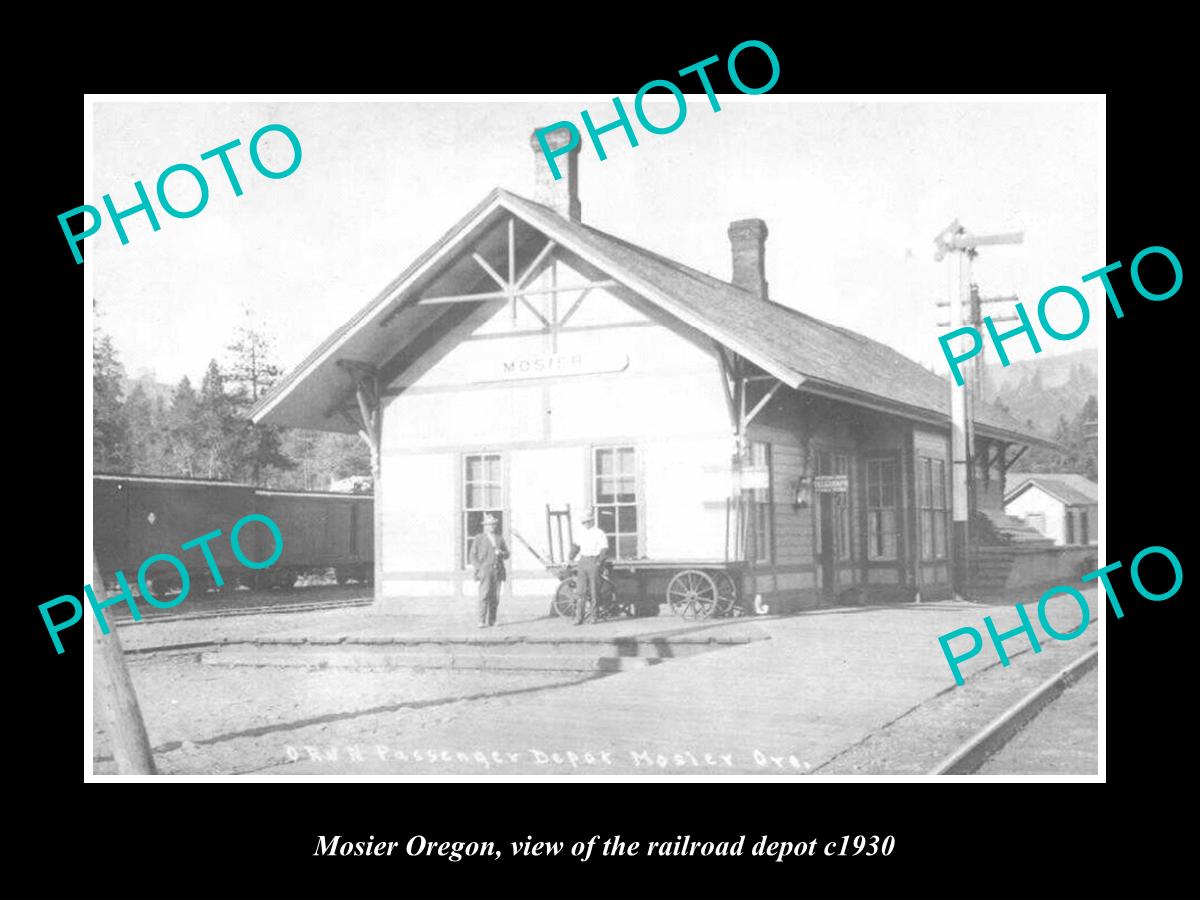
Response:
[252, 135, 1069, 616]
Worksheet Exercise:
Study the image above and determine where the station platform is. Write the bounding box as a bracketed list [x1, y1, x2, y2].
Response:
[132, 595, 1092, 776]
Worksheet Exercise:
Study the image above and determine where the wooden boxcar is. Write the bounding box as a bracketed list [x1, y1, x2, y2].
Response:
[93, 474, 373, 593]
[254, 488, 373, 586]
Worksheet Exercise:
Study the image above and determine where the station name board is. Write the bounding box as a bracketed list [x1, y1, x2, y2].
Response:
[484, 352, 630, 383]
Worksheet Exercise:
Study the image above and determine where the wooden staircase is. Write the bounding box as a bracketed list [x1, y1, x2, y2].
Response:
[967, 510, 1056, 596]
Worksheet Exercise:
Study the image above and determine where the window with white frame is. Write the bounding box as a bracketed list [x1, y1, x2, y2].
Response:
[462, 453, 503, 566]
[594, 446, 638, 559]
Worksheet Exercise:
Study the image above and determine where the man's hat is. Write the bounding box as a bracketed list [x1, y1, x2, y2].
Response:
[581, 510, 595, 524]
[482, 513, 499, 525]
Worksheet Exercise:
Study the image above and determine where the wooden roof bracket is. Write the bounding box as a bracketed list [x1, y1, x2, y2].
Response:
[714, 341, 783, 453]
[1002, 444, 1028, 473]
[335, 359, 382, 474]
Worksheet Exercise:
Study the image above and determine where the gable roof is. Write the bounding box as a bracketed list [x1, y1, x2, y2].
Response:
[251, 187, 1055, 449]
[1005, 472, 1098, 506]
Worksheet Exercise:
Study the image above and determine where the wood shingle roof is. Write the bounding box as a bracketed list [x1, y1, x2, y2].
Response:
[252, 187, 1056, 450]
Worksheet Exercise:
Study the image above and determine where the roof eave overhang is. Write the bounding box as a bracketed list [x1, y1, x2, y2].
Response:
[251, 191, 805, 425]
[1005, 481, 1095, 506]
[975, 425, 1063, 453]
[794, 378, 1059, 451]
[250, 191, 511, 425]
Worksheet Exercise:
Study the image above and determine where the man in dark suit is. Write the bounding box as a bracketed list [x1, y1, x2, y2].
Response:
[470, 513, 509, 627]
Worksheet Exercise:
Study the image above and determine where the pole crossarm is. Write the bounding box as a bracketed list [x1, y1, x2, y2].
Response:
[936, 294, 1019, 308]
[950, 231, 1024, 250]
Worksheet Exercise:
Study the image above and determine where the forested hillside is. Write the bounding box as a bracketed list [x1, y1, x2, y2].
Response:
[92, 303, 370, 490]
[988, 349, 1097, 482]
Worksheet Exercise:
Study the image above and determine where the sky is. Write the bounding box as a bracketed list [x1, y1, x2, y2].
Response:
[91, 98, 1101, 389]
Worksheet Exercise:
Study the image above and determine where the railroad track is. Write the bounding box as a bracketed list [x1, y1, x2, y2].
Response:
[112, 595, 373, 627]
[928, 646, 1099, 775]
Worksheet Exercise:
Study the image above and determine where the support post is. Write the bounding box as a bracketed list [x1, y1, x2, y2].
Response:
[970, 284, 988, 406]
[338, 360, 383, 606]
[91, 553, 156, 774]
[950, 251, 972, 596]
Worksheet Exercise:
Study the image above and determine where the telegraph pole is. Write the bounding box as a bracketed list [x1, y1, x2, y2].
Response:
[934, 222, 1023, 597]
[937, 286, 1021, 406]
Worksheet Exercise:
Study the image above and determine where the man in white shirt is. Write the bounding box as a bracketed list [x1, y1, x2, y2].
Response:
[573, 510, 610, 625]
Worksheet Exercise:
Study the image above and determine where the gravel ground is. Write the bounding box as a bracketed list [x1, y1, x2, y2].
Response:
[93, 657, 595, 775]
[94, 596, 1101, 777]
[815, 626, 1099, 775]
[977, 668, 1098, 775]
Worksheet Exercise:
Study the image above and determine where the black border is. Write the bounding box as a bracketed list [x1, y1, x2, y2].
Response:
[23, 23, 1188, 884]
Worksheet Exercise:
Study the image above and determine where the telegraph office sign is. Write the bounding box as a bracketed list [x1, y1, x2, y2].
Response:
[814, 475, 849, 493]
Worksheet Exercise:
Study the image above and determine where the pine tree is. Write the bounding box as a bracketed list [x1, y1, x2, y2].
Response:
[93, 307, 131, 472]
[123, 384, 162, 474]
[164, 376, 200, 476]
[221, 315, 294, 485]
[225, 311, 285, 404]
[197, 360, 239, 479]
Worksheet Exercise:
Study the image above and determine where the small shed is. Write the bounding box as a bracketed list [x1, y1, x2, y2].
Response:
[1005, 473, 1098, 546]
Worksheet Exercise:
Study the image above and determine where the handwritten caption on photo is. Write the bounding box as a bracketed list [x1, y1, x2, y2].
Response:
[288, 744, 813, 771]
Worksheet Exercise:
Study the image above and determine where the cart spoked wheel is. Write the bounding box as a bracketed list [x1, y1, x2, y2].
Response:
[711, 570, 739, 617]
[553, 576, 580, 619]
[667, 569, 718, 618]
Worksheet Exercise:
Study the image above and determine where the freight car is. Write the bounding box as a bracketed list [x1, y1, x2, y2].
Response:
[93, 474, 373, 595]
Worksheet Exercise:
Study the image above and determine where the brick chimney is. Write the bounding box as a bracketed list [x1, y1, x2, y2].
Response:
[728, 218, 769, 300]
[530, 128, 581, 221]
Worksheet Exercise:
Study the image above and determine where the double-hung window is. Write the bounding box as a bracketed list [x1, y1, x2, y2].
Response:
[918, 457, 948, 560]
[462, 453, 503, 565]
[594, 446, 638, 559]
[744, 441, 773, 563]
[866, 457, 899, 560]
